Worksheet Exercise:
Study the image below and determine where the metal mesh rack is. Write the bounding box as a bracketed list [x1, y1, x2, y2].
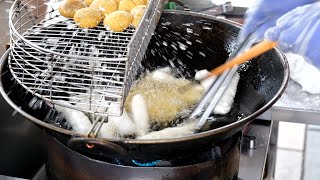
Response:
[9, 0, 166, 117]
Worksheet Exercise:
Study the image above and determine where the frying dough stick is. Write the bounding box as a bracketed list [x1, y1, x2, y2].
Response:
[98, 122, 117, 138]
[213, 73, 240, 114]
[151, 67, 176, 81]
[195, 69, 240, 114]
[137, 122, 196, 139]
[110, 110, 136, 135]
[195, 69, 217, 91]
[131, 94, 149, 136]
[99, 110, 136, 138]
[55, 104, 92, 134]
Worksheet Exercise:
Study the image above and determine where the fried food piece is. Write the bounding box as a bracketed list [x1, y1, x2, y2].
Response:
[58, 0, 86, 18]
[130, 5, 146, 28]
[55, 103, 92, 134]
[125, 70, 205, 126]
[104, 10, 133, 32]
[118, 0, 136, 12]
[132, 0, 147, 5]
[181, 84, 205, 104]
[74, 7, 103, 28]
[137, 121, 196, 139]
[195, 69, 240, 115]
[90, 0, 117, 17]
[131, 94, 149, 136]
[195, 69, 217, 91]
[85, 0, 94, 6]
[115, 0, 120, 4]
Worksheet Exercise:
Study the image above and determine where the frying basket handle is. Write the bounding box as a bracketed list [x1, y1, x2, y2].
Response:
[67, 138, 130, 159]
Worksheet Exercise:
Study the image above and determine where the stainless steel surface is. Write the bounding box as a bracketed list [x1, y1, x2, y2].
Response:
[263, 96, 320, 125]
[0, 175, 26, 180]
[8, 0, 166, 118]
[239, 120, 272, 180]
[259, 91, 320, 125]
[264, 121, 279, 180]
[243, 135, 257, 149]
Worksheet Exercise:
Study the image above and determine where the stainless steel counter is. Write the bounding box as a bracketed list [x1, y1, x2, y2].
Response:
[258, 79, 320, 125]
[239, 120, 272, 180]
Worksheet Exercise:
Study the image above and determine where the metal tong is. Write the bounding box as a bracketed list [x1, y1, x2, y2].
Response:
[191, 34, 277, 133]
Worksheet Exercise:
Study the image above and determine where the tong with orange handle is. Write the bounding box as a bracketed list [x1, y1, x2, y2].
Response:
[204, 40, 278, 79]
[192, 40, 278, 133]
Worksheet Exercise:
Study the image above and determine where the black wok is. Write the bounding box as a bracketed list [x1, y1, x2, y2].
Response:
[0, 10, 289, 161]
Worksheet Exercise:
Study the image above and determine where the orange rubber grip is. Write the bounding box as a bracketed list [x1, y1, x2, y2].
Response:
[210, 40, 277, 76]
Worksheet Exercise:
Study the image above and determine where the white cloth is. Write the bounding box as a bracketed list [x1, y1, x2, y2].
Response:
[285, 53, 320, 94]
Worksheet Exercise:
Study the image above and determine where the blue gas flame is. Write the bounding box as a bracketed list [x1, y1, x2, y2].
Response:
[131, 160, 161, 167]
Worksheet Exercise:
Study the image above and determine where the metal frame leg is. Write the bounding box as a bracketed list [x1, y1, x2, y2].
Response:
[264, 120, 279, 180]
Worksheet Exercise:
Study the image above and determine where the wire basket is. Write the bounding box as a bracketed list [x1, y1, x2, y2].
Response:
[8, 0, 166, 116]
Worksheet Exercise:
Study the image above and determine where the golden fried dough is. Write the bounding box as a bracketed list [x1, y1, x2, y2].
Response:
[58, 0, 86, 18]
[130, 5, 146, 28]
[118, 0, 136, 12]
[181, 84, 205, 104]
[125, 73, 204, 126]
[85, 0, 93, 6]
[132, 0, 147, 6]
[74, 7, 103, 28]
[115, 0, 120, 4]
[90, 0, 117, 17]
[104, 10, 133, 32]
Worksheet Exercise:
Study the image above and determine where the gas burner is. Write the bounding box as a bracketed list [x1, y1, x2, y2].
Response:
[45, 132, 241, 180]
[71, 131, 240, 168]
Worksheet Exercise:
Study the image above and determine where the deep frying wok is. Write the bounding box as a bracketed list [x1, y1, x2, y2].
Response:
[0, 10, 289, 161]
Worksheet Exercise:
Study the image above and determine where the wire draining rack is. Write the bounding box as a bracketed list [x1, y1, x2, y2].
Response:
[8, 0, 166, 117]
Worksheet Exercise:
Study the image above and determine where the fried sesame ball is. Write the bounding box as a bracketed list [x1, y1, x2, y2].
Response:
[85, 0, 93, 6]
[58, 0, 86, 18]
[132, 0, 147, 6]
[89, 0, 117, 17]
[130, 5, 146, 28]
[104, 10, 133, 32]
[118, 0, 136, 12]
[74, 7, 103, 28]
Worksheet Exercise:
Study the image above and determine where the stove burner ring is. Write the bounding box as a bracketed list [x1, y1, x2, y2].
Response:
[80, 131, 241, 168]
[45, 133, 241, 180]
